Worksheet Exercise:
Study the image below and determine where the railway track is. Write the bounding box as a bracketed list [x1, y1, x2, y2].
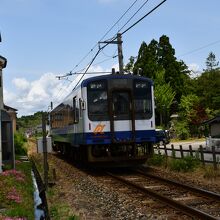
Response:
[106, 169, 220, 219]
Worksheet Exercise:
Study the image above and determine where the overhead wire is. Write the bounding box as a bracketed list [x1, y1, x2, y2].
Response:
[69, 0, 167, 90]
[96, 0, 167, 52]
[51, 0, 167, 111]
[177, 39, 220, 58]
[69, 0, 140, 74]
[117, 0, 150, 34]
[51, 0, 140, 108]
[121, 0, 167, 35]
[71, 0, 167, 92]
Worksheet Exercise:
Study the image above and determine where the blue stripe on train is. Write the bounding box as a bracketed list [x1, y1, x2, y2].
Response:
[52, 130, 156, 146]
[85, 130, 156, 145]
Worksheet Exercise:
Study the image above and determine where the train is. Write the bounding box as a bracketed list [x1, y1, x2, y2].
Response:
[49, 71, 156, 167]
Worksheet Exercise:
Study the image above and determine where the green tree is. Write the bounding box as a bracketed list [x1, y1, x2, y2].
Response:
[195, 69, 220, 113]
[157, 35, 190, 101]
[205, 52, 219, 71]
[124, 56, 135, 72]
[154, 70, 176, 127]
[179, 94, 208, 136]
[133, 40, 161, 79]
[132, 35, 189, 101]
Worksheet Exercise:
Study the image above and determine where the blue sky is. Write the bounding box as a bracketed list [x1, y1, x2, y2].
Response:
[1, 0, 220, 116]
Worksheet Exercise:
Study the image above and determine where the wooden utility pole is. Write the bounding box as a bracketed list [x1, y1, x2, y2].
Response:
[117, 33, 124, 74]
[99, 32, 124, 74]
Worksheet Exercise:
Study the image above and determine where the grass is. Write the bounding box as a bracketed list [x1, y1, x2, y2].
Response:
[0, 159, 34, 220]
[203, 166, 220, 179]
[148, 153, 166, 166]
[31, 152, 80, 220]
[148, 152, 201, 172]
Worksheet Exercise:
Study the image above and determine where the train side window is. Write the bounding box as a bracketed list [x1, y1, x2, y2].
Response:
[73, 97, 79, 123]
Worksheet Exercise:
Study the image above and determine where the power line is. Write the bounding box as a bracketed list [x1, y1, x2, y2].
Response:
[117, 0, 150, 34]
[72, 48, 102, 90]
[72, 0, 167, 90]
[177, 39, 220, 58]
[52, 0, 166, 108]
[98, 0, 167, 52]
[53, 55, 117, 104]
[121, 0, 167, 35]
[69, 0, 140, 73]
[99, 0, 140, 42]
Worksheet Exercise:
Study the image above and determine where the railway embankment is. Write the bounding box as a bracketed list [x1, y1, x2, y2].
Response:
[30, 143, 220, 219]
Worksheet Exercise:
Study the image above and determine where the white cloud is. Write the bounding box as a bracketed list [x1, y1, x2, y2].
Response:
[12, 78, 30, 91]
[188, 63, 199, 72]
[4, 72, 66, 116]
[188, 63, 202, 78]
[4, 66, 113, 117]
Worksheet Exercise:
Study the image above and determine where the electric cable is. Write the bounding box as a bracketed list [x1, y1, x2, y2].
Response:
[69, 0, 167, 92]
[69, 0, 140, 73]
[51, 0, 166, 110]
[121, 0, 167, 35]
[177, 39, 220, 58]
[117, 0, 150, 34]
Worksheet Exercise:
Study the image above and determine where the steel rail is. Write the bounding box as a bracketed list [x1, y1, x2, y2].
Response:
[107, 172, 219, 220]
[135, 169, 220, 201]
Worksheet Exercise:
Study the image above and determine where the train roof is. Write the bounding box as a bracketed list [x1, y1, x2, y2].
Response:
[81, 74, 153, 88]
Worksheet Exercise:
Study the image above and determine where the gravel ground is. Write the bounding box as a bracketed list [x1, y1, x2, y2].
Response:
[29, 140, 220, 220]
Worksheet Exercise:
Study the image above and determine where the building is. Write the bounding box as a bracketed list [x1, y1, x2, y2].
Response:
[0, 55, 7, 172]
[203, 115, 220, 149]
[4, 104, 17, 133]
[203, 115, 220, 138]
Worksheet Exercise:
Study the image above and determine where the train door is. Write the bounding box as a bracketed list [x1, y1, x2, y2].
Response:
[110, 90, 135, 142]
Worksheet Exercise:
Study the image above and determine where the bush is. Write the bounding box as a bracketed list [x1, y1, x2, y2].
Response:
[169, 155, 200, 172]
[174, 121, 190, 140]
[148, 153, 166, 166]
[14, 132, 27, 155]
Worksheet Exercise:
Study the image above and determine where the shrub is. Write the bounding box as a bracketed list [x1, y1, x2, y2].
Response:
[169, 155, 200, 172]
[14, 132, 27, 155]
[148, 153, 166, 166]
[174, 121, 190, 140]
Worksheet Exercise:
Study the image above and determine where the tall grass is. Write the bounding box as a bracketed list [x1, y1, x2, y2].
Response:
[14, 132, 27, 155]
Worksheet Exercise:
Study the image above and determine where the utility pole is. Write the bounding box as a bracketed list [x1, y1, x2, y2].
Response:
[117, 33, 124, 74]
[0, 33, 7, 173]
[99, 32, 124, 74]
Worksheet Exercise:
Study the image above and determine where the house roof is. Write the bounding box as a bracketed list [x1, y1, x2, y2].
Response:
[4, 104, 18, 112]
[202, 115, 220, 125]
[0, 55, 7, 68]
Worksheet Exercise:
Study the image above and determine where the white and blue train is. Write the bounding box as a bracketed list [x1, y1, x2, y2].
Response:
[50, 72, 156, 166]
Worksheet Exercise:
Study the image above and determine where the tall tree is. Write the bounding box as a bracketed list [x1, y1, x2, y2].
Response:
[157, 35, 190, 101]
[124, 56, 135, 73]
[154, 70, 176, 127]
[132, 35, 189, 101]
[195, 69, 220, 113]
[133, 40, 161, 79]
[205, 52, 219, 71]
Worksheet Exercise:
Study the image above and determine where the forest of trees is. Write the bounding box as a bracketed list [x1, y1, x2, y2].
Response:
[125, 35, 220, 139]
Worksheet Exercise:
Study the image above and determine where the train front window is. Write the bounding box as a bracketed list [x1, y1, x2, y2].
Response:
[112, 91, 130, 120]
[134, 80, 152, 119]
[87, 80, 108, 121]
